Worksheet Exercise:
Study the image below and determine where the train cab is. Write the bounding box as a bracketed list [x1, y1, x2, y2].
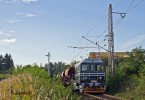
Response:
[74, 58, 106, 93]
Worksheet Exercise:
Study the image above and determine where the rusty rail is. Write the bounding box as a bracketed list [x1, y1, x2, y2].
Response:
[83, 93, 129, 100]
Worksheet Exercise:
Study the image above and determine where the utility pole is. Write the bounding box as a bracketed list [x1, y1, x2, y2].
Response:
[108, 4, 115, 76]
[46, 52, 51, 74]
[108, 4, 126, 76]
[60, 61, 62, 72]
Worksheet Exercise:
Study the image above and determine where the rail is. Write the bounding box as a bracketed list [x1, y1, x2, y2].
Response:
[83, 93, 129, 100]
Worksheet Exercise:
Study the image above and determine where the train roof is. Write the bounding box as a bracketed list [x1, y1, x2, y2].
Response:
[75, 58, 104, 67]
[82, 58, 104, 63]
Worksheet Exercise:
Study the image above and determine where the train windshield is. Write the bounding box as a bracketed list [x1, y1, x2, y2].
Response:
[81, 64, 89, 72]
[81, 63, 105, 72]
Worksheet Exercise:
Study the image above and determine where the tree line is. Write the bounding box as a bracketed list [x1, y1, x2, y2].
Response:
[44, 60, 79, 77]
[0, 53, 14, 74]
[106, 46, 145, 99]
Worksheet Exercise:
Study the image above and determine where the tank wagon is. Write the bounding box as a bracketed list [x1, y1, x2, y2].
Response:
[60, 52, 106, 93]
[60, 67, 75, 86]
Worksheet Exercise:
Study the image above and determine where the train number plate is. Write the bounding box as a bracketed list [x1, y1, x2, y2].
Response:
[91, 80, 97, 83]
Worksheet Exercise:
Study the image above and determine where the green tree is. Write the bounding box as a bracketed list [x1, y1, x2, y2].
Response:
[70, 60, 79, 66]
[123, 46, 145, 75]
[0, 55, 4, 71]
[3, 53, 14, 73]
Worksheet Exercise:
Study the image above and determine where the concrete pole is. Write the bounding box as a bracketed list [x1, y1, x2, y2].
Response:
[46, 52, 51, 74]
[108, 4, 115, 76]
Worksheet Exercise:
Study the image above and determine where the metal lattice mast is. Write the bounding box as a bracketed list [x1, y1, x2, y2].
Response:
[108, 4, 115, 76]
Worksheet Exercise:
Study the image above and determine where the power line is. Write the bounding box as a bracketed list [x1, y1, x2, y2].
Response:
[82, 36, 109, 51]
[85, 17, 106, 36]
[68, 46, 97, 49]
[69, 0, 144, 61]
[68, 17, 107, 60]
[126, 0, 143, 14]
[113, 0, 122, 9]
[113, 0, 143, 29]
[126, 0, 135, 13]
[68, 0, 125, 60]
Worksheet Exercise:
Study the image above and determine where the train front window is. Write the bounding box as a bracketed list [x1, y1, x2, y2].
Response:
[81, 63, 105, 72]
[97, 64, 105, 72]
[81, 64, 89, 72]
[90, 64, 97, 71]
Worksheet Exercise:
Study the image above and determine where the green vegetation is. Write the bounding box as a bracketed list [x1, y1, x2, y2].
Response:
[0, 53, 14, 74]
[1, 46, 145, 99]
[0, 65, 81, 100]
[107, 46, 145, 99]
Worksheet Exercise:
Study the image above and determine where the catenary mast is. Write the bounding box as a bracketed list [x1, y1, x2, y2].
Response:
[108, 4, 115, 76]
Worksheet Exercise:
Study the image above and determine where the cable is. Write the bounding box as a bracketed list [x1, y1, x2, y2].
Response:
[127, 0, 143, 14]
[126, 0, 135, 13]
[83, 15, 108, 39]
[68, 16, 108, 60]
[68, 0, 123, 60]
[70, 0, 144, 60]
[113, 0, 143, 28]
[113, 0, 122, 9]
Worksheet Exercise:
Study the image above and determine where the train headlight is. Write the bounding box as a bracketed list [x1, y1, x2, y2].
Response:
[81, 76, 88, 80]
[99, 76, 102, 79]
[84, 76, 88, 80]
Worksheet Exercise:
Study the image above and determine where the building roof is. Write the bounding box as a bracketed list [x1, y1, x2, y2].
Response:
[89, 52, 129, 58]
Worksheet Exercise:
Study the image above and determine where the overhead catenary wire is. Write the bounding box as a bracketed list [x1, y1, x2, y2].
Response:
[82, 36, 109, 51]
[85, 16, 106, 36]
[68, 0, 122, 60]
[113, 0, 143, 29]
[126, 0, 143, 14]
[94, 0, 143, 41]
[68, 16, 107, 60]
[70, 0, 143, 61]
[67, 15, 107, 61]
[67, 46, 98, 49]
[126, 0, 135, 13]
[68, 0, 124, 60]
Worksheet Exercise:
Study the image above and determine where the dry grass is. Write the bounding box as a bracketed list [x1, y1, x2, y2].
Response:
[0, 65, 81, 100]
[0, 74, 50, 100]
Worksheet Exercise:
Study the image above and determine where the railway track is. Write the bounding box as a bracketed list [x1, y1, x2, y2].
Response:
[82, 93, 129, 100]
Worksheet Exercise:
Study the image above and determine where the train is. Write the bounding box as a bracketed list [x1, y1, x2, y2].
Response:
[59, 52, 106, 93]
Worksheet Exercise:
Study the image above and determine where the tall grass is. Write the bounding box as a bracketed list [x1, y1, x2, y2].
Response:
[0, 65, 81, 100]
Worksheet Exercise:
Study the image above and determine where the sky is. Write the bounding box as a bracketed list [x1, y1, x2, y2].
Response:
[0, 0, 145, 65]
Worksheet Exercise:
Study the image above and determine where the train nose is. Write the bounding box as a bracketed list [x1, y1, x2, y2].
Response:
[84, 82, 90, 87]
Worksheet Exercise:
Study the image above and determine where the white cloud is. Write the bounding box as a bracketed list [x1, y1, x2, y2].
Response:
[16, 12, 36, 17]
[5, 33, 13, 36]
[122, 34, 145, 49]
[22, 0, 38, 3]
[0, 38, 16, 45]
[8, 16, 21, 23]
[25, 13, 36, 17]
[0, 31, 12, 36]
[16, 13, 24, 15]
[1, 0, 38, 3]
[9, 30, 14, 33]
[0, 27, 14, 36]
[0, 31, 4, 35]
[8, 19, 21, 23]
